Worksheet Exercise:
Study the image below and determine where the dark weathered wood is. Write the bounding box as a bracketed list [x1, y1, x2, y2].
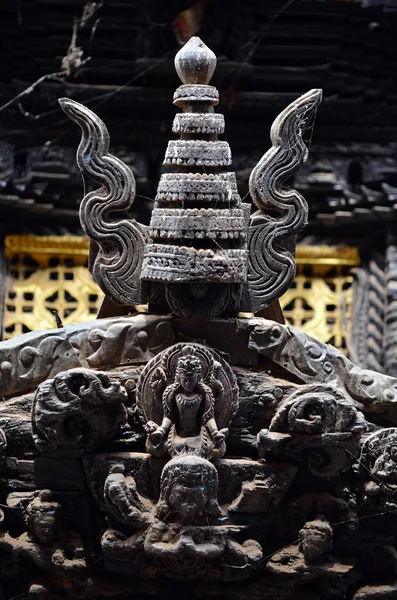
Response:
[2, 31, 397, 600]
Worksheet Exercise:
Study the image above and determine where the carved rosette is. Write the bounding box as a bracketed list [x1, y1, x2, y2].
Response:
[32, 368, 128, 456]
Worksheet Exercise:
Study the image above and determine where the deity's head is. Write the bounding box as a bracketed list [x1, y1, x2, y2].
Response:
[372, 434, 397, 482]
[31, 489, 59, 543]
[175, 348, 203, 392]
[157, 455, 221, 521]
[108, 462, 126, 476]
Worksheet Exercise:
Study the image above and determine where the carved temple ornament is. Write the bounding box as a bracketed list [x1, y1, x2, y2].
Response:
[59, 37, 322, 319]
[136, 342, 238, 458]
[3, 36, 397, 600]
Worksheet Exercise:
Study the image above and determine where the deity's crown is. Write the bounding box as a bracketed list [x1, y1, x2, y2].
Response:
[177, 354, 203, 376]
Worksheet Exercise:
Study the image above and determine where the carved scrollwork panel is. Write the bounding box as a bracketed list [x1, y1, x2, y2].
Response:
[268, 384, 366, 435]
[32, 368, 128, 456]
[241, 89, 322, 312]
[258, 384, 366, 478]
[0, 314, 174, 398]
[249, 318, 397, 414]
[59, 98, 148, 306]
[359, 427, 397, 512]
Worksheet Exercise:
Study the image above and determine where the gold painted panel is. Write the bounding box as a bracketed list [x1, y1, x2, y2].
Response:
[2, 237, 359, 352]
[280, 245, 360, 353]
[3, 235, 102, 339]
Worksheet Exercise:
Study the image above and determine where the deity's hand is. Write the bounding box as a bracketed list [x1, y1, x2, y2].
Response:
[149, 426, 166, 445]
[214, 428, 228, 443]
[144, 421, 159, 434]
[150, 368, 165, 394]
[179, 534, 196, 556]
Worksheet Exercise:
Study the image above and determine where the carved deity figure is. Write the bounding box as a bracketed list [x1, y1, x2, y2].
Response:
[146, 456, 262, 577]
[359, 428, 397, 511]
[154, 454, 224, 523]
[103, 462, 152, 528]
[2, 490, 86, 574]
[101, 455, 262, 580]
[140, 345, 231, 458]
[7, 489, 60, 544]
[370, 431, 397, 482]
[24, 490, 60, 544]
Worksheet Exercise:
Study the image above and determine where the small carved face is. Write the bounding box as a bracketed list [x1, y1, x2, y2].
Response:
[160, 456, 219, 522]
[33, 512, 56, 543]
[176, 355, 202, 392]
[168, 473, 208, 519]
[179, 371, 200, 392]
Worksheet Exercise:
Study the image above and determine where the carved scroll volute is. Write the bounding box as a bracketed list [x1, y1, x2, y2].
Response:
[58, 98, 148, 306]
[241, 89, 322, 313]
[32, 368, 128, 457]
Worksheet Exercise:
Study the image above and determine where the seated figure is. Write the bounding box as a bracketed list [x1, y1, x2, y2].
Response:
[144, 346, 228, 458]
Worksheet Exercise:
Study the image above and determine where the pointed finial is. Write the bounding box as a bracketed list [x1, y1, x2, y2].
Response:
[175, 37, 217, 85]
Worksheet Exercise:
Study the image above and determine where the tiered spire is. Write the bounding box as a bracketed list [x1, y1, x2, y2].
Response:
[140, 37, 249, 298]
[60, 37, 321, 319]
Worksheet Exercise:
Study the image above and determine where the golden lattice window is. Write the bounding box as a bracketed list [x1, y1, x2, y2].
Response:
[279, 245, 360, 353]
[2, 237, 359, 353]
[3, 235, 103, 339]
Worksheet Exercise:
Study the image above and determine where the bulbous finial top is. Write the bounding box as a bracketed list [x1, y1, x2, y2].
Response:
[175, 37, 217, 85]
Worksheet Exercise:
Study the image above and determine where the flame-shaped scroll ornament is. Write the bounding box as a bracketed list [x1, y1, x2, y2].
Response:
[59, 38, 321, 318]
[242, 89, 322, 312]
[59, 98, 148, 305]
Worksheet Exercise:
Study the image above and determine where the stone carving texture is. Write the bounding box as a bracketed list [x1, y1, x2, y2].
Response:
[351, 253, 387, 373]
[259, 383, 366, 477]
[140, 37, 250, 319]
[58, 35, 321, 321]
[0, 314, 174, 398]
[359, 427, 397, 510]
[0, 427, 6, 472]
[84, 452, 297, 581]
[32, 368, 128, 456]
[241, 88, 322, 312]
[385, 236, 397, 376]
[59, 98, 148, 306]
